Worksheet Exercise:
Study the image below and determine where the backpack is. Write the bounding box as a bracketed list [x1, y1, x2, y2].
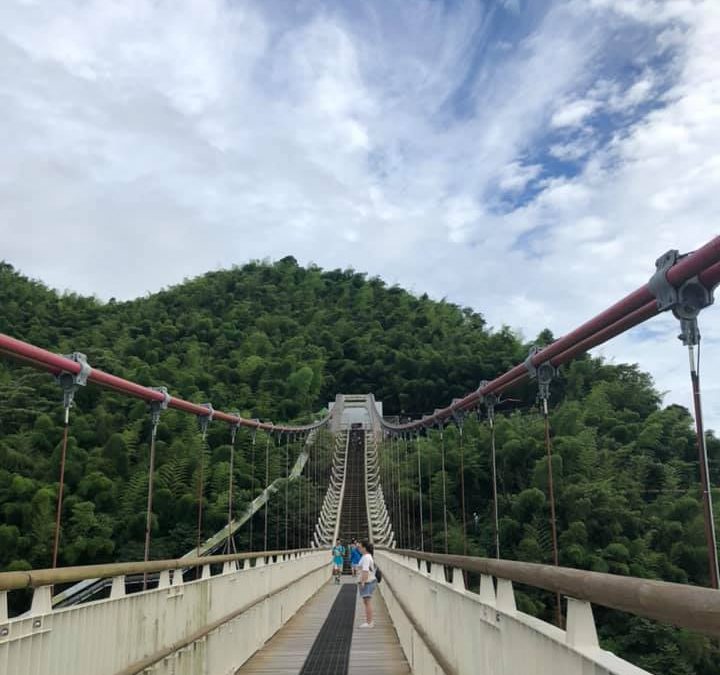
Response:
[375, 566, 383, 584]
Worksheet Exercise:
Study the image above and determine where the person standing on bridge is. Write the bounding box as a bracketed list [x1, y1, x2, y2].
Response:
[357, 540, 376, 627]
[350, 538, 362, 577]
[332, 539, 345, 584]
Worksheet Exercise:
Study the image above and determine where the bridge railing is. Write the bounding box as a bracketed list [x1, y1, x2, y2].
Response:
[377, 548, 720, 675]
[0, 548, 329, 675]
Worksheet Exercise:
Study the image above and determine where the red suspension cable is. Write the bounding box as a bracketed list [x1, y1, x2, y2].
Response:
[0, 333, 328, 435]
[379, 237, 720, 432]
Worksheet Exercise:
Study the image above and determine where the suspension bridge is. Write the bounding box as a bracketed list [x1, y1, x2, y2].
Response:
[1, 237, 719, 674]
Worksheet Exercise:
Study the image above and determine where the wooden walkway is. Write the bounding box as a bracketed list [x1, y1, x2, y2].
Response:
[236, 578, 410, 675]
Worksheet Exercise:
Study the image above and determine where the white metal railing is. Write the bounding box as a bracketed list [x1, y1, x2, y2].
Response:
[0, 550, 328, 675]
[331, 431, 350, 546]
[364, 431, 395, 546]
[376, 550, 643, 675]
[313, 431, 348, 546]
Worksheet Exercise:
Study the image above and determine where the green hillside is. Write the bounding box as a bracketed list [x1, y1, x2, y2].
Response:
[0, 258, 718, 673]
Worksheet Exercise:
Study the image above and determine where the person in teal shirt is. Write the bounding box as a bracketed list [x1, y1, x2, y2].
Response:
[332, 540, 345, 584]
[350, 539, 362, 577]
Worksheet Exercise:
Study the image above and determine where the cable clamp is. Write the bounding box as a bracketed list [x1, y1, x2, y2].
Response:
[478, 379, 499, 415]
[524, 347, 557, 402]
[648, 249, 715, 346]
[228, 411, 242, 443]
[198, 402, 214, 436]
[451, 399, 466, 428]
[149, 386, 170, 425]
[649, 249, 683, 310]
[57, 352, 91, 409]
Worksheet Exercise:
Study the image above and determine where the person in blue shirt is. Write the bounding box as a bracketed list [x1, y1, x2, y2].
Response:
[332, 540, 345, 584]
[350, 539, 362, 577]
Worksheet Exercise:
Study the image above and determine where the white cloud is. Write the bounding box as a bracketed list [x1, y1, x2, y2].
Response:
[444, 196, 483, 244]
[501, 0, 522, 13]
[615, 76, 654, 109]
[0, 0, 719, 429]
[498, 162, 542, 192]
[549, 135, 597, 161]
[551, 98, 598, 128]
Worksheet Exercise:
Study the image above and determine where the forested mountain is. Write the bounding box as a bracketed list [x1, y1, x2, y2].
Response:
[0, 258, 718, 673]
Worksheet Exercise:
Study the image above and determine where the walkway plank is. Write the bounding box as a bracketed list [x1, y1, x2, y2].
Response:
[235, 579, 410, 675]
[349, 585, 410, 675]
[235, 582, 340, 675]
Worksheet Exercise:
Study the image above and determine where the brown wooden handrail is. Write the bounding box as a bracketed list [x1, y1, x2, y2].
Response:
[381, 548, 720, 638]
[0, 548, 322, 591]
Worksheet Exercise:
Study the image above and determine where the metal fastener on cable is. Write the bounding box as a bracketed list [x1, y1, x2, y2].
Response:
[649, 248, 715, 346]
[57, 352, 91, 419]
[451, 398, 466, 429]
[150, 386, 170, 425]
[478, 380, 498, 422]
[524, 346, 557, 408]
[198, 402, 214, 438]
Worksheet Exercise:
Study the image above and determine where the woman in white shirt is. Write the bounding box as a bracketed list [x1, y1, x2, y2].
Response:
[357, 540, 376, 627]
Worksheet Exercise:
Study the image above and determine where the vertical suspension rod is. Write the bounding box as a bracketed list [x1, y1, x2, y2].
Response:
[427, 430, 434, 552]
[143, 393, 167, 587]
[458, 423, 467, 555]
[248, 428, 256, 551]
[225, 421, 240, 555]
[416, 432, 425, 551]
[689, 344, 720, 588]
[285, 434, 290, 550]
[52, 407, 71, 569]
[404, 435, 413, 548]
[489, 411, 500, 560]
[542, 398, 562, 627]
[394, 434, 403, 547]
[263, 434, 270, 552]
[440, 426, 449, 554]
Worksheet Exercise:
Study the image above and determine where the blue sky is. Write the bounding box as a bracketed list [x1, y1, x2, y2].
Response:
[0, 0, 718, 427]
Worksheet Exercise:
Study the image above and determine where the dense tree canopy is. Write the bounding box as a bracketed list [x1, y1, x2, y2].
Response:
[0, 258, 718, 673]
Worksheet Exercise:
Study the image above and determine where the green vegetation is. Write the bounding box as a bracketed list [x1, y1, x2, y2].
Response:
[381, 362, 720, 673]
[0, 258, 718, 672]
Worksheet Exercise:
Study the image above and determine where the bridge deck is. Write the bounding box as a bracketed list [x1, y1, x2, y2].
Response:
[236, 578, 410, 675]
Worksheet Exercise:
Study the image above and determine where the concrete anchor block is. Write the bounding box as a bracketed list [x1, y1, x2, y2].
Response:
[158, 570, 171, 589]
[202, 565, 212, 580]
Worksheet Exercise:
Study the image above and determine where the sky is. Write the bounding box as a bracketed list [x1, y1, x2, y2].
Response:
[0, 0, 718, 428]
